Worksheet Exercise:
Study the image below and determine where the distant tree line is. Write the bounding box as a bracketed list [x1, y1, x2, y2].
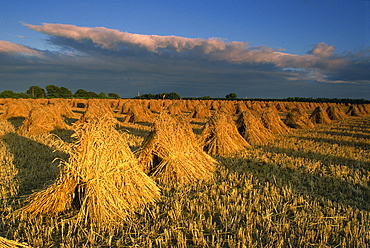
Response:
[134, 92, 181, 100]
[283, 97, 370, 104]
[0, 86, 369, 104]
[0, 85, 120, 99]
[133, 92, 236, 100]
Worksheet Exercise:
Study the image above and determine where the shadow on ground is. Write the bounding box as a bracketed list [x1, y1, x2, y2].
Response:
[218, 153, 370, 212]
[2, 133, 69, 196]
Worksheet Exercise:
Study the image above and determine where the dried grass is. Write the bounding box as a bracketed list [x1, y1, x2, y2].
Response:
[0, 119, 16, 136]
[171, 100, 188, 112]
[166, 103, 185, 117]
[346, 105, 362, 116]
[309, 106, 332, 124]
[218, 101, 236, 114]
[0, 236, 32, 248]
[120, 100, 135, 114]
[235, 102, 248, 115]
[49, 99, 77, 119]
[17, 177, 78, 216]
[136, 110, 217, 185]
[284, 108, 315, 129]
[17, 119, 160, 226]
[0, 134, 18, 205]
[148, 100, 163, 113]
[124, 104, 155, 123]
[360, 104, 370, 114]
[71, 99, 88, 109]
[17, 105, 70, 135]
[190, 104, 212, 118]
[346, 104, 369, 117]
[260, 108, 290, 135]
[186, 100, 199, 111]
[236, 109, 274, 146]
[326, 105, 347, 120]
[75, 104, 117, 125]
[249, 102, 264, 112]
[199, 111, 251, 156]
[0, 100, 33, 119]
[210, 100, 220, 110]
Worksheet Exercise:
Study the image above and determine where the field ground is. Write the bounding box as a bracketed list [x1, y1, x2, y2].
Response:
[0, 104, 369, 247]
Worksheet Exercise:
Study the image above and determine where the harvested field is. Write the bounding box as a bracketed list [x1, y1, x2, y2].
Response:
[0, 99, 369, 247]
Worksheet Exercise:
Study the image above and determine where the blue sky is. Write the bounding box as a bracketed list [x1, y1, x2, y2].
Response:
[0, 0, 369, 98]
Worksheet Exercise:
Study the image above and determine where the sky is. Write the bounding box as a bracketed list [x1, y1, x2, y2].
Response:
[0, 0, 369, 99]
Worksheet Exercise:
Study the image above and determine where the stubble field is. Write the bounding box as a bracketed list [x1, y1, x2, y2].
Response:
[0, 99, 369, 247]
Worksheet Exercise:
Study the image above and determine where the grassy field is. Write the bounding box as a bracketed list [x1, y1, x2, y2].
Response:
[0, 102, 369, 247]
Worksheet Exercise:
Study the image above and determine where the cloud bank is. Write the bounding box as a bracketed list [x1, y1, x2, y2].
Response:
[0, 22, 369, 98]
[0, 40, 42, 56]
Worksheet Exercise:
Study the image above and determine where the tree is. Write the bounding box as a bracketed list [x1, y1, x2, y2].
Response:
[74, 89, 89, 98]
[167, 92, 181, 100]
[98, 92, 107, 98]
[198, 96, 211, 100]
[27, 86, 46, 98]
[87, 91, 99, 98]
[108, 93, 120, 99]
[0, 90, 17, 98]
[18, 93, 32, 98]
[46, 85, 63, 98]
[134, 92, 180, 100]
[60, 87, 73, 98]
[225, 93, 237, 99]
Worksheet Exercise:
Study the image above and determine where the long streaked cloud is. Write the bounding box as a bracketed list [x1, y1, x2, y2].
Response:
[23, 22, 318, 67]
[0, 22, 369, 98]
[23, 22, 237, 53]
[23, 22, 362, 74]
[0, 40, 42, 56]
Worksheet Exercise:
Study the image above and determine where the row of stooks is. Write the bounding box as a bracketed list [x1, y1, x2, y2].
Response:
[1, 97, 369, 119]
[0, 100, 369, 232]
[0, 98, 369, 131]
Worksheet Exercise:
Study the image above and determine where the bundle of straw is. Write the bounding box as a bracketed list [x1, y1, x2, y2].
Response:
[124, 104, 155, 123]
[75, 104, 117, 125]
[217, 101, 235, 115]
[18, 105, 70, 135]
[136, 110, 217, 185]
[210, 100, 221, 110]
[148, 100, 163, 113]
[49, 99, 77, 119]
[71, 99, 88, 109]
[235, 102, 248, 115]
[0, 99, 33, 119]
[0, 236, 32, 248]
[326, 105, 347, 120]
[0, 119, 15, 136]
[236, 109, 274, 146]
[284, 108, 315, 129]
[260, 108, 290, 135]
[309, 106, 332, 124]
[166, 103, 185, 117]
[186, 100, 198, 111]
[18, 118, 160, 225]
[346, 105, 366, 116]
[359, 104, 370, 114]
[120, 100, 135, 114]
[199, 111, 251, 156]
[249, 102, 264, 112]
[190, 104, 212, 118]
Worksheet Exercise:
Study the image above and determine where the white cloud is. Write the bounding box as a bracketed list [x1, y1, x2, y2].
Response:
[0, 40, 42, 56]
[0, 23, 368, 99]
[23, 23, 231, 53]
[307, 42, 336, 58]
[24, 22, 317, 67]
